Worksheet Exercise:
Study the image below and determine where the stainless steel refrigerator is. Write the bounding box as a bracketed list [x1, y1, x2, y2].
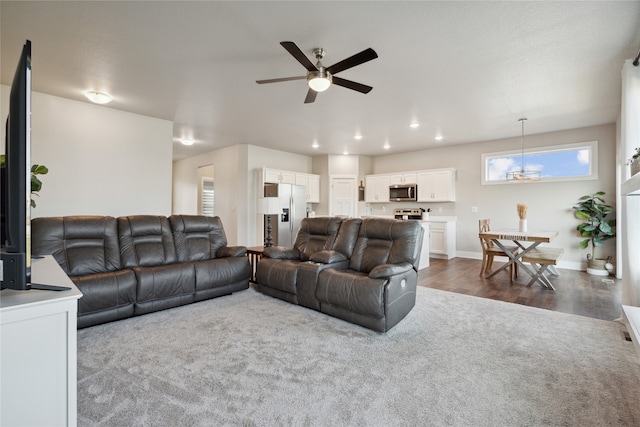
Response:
[264, 183, 307, 247]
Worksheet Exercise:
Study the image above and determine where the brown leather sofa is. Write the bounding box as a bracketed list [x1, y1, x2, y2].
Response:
[255, 217, 424, 332]
[32, 215, 251, 328]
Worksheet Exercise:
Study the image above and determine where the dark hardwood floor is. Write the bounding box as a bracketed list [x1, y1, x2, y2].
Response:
[418, 258, 622, 321]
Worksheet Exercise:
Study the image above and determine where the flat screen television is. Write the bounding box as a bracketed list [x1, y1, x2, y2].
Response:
[1, 40, 68, 291]
[1, 40, 32, 290]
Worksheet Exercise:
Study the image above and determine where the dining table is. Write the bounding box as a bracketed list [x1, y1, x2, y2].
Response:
[478, 228, 560, 289]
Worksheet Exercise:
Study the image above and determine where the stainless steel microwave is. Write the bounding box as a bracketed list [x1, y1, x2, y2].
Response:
[389, 184, 417, 201]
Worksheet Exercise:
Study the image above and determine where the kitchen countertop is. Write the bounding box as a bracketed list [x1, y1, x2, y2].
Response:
[422, 216, 457, 222]
[360, 215, 457, 222]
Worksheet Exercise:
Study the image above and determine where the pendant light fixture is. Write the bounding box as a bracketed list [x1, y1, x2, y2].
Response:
[506, 118, 541, 182]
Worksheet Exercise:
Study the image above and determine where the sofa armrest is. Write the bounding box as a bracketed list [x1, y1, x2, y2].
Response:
[263, 247, 300, 259]
[369, 262, 413, 279]
[216, 246, 247, 258]
[309, 250, 348, 264]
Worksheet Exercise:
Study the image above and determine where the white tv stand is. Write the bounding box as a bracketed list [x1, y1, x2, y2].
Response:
[1, 255, 82, 427]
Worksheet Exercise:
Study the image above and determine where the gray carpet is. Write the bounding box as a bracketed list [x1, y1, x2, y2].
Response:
[77, 286, 640, 426]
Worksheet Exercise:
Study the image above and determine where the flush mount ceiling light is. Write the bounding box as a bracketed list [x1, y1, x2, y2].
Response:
[409, 122, 420, 129]
[506, 118, 541, 182]
[354, 134, 363, 140]
[312, 141, 319, 149]
[383, 142, 391, 149]
[435, 135, 443, 141]
[84, 91, 112, 104]
[179, 138, 194, 146]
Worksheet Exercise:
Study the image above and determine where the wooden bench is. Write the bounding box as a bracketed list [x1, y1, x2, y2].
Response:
[522, 247, 564, 289]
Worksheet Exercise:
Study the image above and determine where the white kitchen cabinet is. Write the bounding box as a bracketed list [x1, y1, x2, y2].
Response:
[295, 173, 308, 187]
[417, 168, 456, 202]
[1, 256, 82, 427]
[263, 168, 295, 184]
[365, 174, 390, 203]
[296, 173, 320, 203]
[262, 169, 320, 203]
[419, 222, 430, 269]
[307, 174, 320, 203]
[389, 172, 417, 185]
[427, 219, 456, 259]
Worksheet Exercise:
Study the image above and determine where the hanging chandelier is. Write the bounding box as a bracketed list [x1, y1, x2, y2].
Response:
[506, 118, 541, 182]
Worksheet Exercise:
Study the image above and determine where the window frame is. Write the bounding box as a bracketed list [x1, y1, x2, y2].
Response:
[481, 140, 598, 185]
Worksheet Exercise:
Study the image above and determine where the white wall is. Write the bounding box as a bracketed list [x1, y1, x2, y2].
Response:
[369, 124, 617, 271]
[1, 86, 173, 217]
[172, 144, 312, 247]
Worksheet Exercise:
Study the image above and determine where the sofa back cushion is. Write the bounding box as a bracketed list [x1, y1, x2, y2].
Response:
[348, 218, 423, 274]
[293, 217, 343, 261]
[31, 216, 121, 276]
[169, 215, 228, 262]
[331, 218, 362, 258]
[118, 215, 177, 268]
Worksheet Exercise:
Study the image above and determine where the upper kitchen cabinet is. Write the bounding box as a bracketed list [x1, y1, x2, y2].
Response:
[261, 168, 320, 203]
[296, 173, 320, 203]
[264, 168, 295, 184]
[389, 172, 417, 185]
[365, 174, 390, 203]
[417, 168, 456, 202]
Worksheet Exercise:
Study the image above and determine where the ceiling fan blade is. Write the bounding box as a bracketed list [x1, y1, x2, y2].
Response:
[280, 41, 318, 72]
[256, 76, 306, 84]
[326, 48, 378, 75]
[332, 76, 373, 94]
[304, 88, 318, 104]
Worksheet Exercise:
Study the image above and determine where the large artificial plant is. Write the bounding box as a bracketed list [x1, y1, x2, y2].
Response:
[0, 154, 48, 207]
[572, 191, 616, 260]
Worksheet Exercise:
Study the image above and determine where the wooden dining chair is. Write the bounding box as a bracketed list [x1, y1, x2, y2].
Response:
[479, 219, 519, 280]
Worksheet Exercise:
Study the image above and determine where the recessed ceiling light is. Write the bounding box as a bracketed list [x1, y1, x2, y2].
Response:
[383, 142, 391, 149]
[343, 150, 349, 155]
[84, 91, 112, 104]
[354, 134, 363, 140]
[410, 122, 420, 129]
[180, 138, 195, 146]
[435, 135, 444, 141]
[312, 142, 319, 149]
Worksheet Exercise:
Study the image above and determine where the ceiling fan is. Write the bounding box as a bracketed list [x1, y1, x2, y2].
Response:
[256, 41, 378, 104]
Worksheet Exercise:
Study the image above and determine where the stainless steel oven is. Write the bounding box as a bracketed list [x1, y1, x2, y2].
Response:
[393, 208, 425, 220]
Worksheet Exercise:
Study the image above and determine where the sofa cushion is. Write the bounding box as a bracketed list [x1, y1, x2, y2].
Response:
[133, 262, 196, 315]
[255, 258, 299, 294]
[119, 215, 177, 268]
[31, 216, 121, 276]
[349, 218, 422, 274]
[169, 215, 229, 262]
[293, 217, 343, 261]
[316, 269, 387, 318]
[73, 269, 137, 328]
[194, 257, 251, 296]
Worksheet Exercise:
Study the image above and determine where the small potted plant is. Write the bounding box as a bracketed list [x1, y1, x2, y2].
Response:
[0, 154, 48, 207]
[629, 147, 640, 177]
[572, 191, 616, 275]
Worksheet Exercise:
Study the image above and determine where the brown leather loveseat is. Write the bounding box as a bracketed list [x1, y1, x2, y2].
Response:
[255, 216, 424, 332]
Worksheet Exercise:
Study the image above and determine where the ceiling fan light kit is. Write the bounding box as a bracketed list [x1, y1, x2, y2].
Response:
[257, 41, 378, 103]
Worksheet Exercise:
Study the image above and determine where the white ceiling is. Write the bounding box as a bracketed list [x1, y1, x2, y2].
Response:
[2, 1, 639, 161]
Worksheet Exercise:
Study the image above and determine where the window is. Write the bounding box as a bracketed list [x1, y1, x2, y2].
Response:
[481, 141, 598, 185]
[201, 178, 214, 216]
